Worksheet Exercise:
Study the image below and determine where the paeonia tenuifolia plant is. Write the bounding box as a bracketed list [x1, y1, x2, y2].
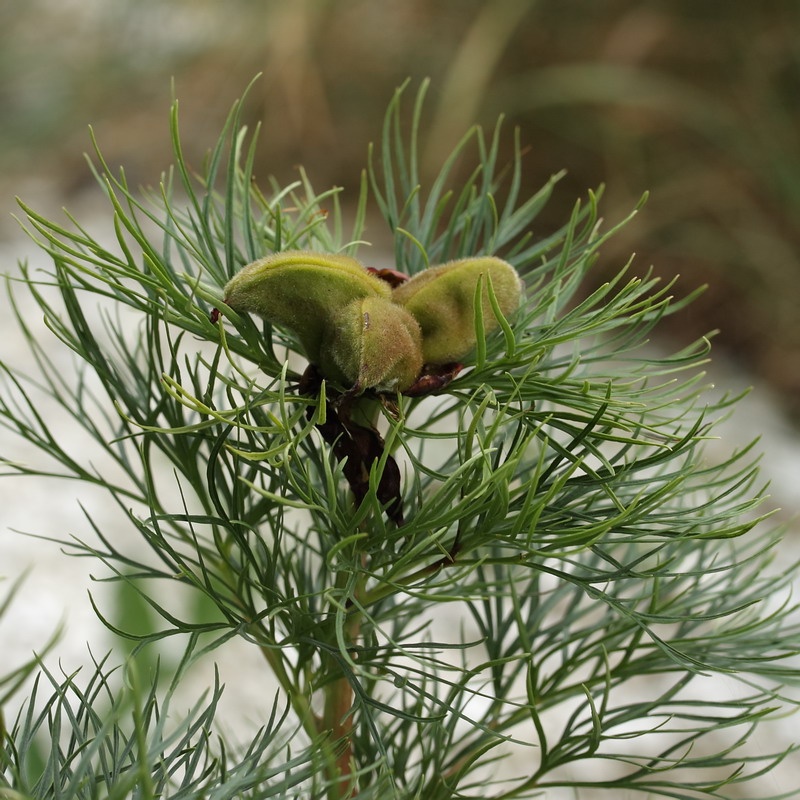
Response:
[1, 80, 798, 800]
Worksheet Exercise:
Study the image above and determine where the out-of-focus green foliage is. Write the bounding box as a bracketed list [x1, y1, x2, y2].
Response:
[2, 0, 799, 406]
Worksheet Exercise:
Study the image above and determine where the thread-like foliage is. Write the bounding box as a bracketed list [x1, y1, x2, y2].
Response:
[1, 80, 799, 799]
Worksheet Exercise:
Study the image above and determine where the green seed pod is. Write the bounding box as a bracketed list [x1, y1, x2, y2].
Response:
[320, 296, 424, 392]
[392, 256, 522, 364]
[223, 250, 391, 363]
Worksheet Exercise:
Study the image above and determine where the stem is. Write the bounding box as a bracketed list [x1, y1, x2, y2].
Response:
[257, 641, 320, 742]
[257, 639, 348, 800]
[359, 539, 463, 609]
[323, 672, 356, 799]
[322, 561, 365, 799]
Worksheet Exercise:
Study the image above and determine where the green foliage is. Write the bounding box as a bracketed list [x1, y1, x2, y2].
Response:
[2, 80, 799, 799]
[1, 637, 324, 799]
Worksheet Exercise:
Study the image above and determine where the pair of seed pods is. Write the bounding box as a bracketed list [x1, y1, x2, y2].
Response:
[222, 251, 522, 393]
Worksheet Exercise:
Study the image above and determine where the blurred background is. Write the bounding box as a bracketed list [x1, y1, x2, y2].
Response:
[2, 2, 800, 793]
[2, 0, 799, 412]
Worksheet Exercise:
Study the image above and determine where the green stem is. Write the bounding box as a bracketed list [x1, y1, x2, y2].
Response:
[359, 545, 460, 609]
[257, 640, 320, 742]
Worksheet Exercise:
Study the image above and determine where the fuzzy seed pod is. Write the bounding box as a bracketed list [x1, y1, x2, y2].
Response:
[223, 251, 391, 363]
[392, 256, 522, 364]
[320, 296, 424, 392]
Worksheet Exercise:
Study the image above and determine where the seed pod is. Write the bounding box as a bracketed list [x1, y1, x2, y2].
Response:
[392, 256, 522, 364]
[320, 296, 424, 392]
[223, 250, 391, 363]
